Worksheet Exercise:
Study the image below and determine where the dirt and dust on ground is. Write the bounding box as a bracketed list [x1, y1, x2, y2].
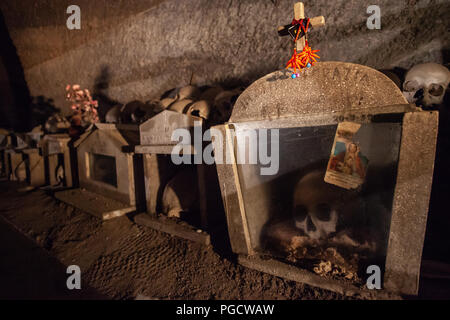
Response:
[0, 181, 349, 300]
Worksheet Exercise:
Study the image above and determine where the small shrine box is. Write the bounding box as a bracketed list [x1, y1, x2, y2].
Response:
[55, 123, 144, 220]
[4, 133, 27, 181]
[212, 62, 438, 297]
[4, 131, 45, 185]
[0, 130, 11, 178]
[40, 134, 74, 188]
[134, 110, 225, 245]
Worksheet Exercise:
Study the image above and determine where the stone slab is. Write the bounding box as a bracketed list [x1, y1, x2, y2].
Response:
[76, 128, 137, 206]
[134, 213, 211, 245]
[230, 62, 408, 123]
[139, 110, 201, 146]
[55, 188, 136, 220]
[27, 152, 45, 187]
[135, 144, 196, 155]
[238, 255, 401, 300]
[384, 111, 439, 295]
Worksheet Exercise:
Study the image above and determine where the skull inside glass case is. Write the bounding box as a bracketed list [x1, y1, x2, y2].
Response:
[213, 63, 439, 296]
[234, 121, 402, 284]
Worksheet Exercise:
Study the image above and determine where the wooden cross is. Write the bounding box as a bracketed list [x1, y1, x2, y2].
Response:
[278, 2, 325, 52]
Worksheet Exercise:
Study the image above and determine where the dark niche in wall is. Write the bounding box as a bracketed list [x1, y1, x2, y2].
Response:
[0, 9, 32, 132]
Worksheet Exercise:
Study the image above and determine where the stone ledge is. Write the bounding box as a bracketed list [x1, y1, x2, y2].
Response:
[134, 213, 211, 245]
[238, 255, 401, 300]
[55, 188, 136, 220]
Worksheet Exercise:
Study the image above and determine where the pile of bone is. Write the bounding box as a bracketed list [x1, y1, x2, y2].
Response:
[105, 85, 245, 125]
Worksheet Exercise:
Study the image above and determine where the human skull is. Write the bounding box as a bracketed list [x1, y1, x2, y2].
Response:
[199, 86, 224, 102]
[26, 131, 43, 149]
[292, 170, 360, 241]
[160, 98, 176, 109]
[186, 100, 211, 120]
[131, 100, 164, 122]
[120, 100, 147, 123]
[161, 87, 179, 100]
[45, 115, 70, 133]
[55, 161, 65, 186]
[211, 90, 240, 123]
[169, 99, 194, 113]
[104, 104, 123, 123]
[403, 63, 450, 107]
[178, 85, 200, 100]
[162, 167, 199, 218]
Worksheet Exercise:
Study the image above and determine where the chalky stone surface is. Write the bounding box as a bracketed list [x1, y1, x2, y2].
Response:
[385, 111, 439, 295]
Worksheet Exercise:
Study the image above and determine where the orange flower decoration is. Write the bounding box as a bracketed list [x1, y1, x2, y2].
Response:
[286, 42, 320, 73]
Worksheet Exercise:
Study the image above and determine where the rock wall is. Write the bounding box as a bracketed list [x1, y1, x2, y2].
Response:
[0, 0, 448, 115]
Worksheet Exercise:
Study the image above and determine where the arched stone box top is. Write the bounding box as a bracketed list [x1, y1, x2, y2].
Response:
[230, 62, 407, 123]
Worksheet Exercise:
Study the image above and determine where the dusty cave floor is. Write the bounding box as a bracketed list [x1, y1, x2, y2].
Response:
[0, 181, 348, 300]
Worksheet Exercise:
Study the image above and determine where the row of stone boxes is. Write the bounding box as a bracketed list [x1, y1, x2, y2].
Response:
[0, 62, 439, 298]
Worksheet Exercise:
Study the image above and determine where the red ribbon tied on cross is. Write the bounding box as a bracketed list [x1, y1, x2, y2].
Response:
[290, 18, 310, 39]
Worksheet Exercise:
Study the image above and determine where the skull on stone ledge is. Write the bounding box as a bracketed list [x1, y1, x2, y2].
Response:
[403, 63, 450, 107]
